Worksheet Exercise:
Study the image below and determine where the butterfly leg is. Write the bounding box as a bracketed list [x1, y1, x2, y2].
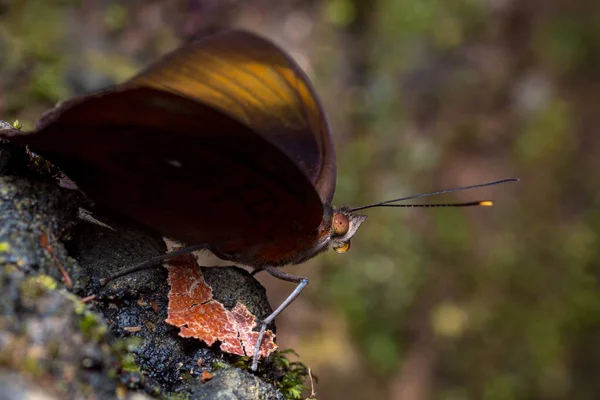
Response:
[99, 243, 211, 286]
[251, 266, 308, 371]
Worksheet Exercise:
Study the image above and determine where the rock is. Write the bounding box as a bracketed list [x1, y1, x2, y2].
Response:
[191, 367, 286, 400]
[0, 141, 290, 399]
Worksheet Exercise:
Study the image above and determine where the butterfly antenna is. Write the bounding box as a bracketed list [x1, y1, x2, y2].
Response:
[349, 178, 519, 212]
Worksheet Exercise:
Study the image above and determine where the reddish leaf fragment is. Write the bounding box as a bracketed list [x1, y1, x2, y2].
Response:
[226, 303, 277, 357]
[165, 254, 277, 359]
[201, 370, 213, 383]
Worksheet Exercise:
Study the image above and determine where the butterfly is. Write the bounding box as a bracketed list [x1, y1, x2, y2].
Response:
[0, 30, 517, 371]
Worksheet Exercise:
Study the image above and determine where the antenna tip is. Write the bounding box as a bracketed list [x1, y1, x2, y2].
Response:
[479, 201, 493, 207]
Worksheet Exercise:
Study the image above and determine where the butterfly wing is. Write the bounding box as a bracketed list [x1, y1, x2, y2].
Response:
[5, 86, 324, 249]
[128, 30, 336, 204]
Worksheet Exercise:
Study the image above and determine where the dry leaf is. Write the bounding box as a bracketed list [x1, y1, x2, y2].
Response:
[165, 254, 277, 359]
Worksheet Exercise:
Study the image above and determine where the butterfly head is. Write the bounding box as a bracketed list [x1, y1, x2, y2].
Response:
[328, 207, 367, 254]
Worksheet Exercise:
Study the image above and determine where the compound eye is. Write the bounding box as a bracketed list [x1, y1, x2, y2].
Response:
[333, 241, 351, 254]
[333, 213, 349, 236]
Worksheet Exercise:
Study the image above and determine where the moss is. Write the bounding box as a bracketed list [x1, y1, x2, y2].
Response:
[211, 361, 228, 371]
[0, 242, 12, 253]
[166, 393, 190, 400]
[36, 275, 58, 290]
[121, 353, 141, 373]
[71, 292, 109, 343]
[20, 275, 58, 300]
[73, 299, 86, 315]
[112, 337, 143, 373]
[272, 350, 311, 400]
[233, 356, 251, 370]
[79, 310, 107, 342]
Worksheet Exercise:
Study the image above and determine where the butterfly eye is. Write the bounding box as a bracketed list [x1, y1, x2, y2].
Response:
[333, 241, 351, 254]
[333, 213, 349, 236]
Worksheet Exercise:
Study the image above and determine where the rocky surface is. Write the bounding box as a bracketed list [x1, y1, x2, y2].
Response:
[0, 140, 301, 399]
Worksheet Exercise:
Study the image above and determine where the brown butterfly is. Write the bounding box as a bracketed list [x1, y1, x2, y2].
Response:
[0, 30, 517, 370]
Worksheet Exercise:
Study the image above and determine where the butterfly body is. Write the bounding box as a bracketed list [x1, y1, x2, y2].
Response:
[211, 203, 364, 268]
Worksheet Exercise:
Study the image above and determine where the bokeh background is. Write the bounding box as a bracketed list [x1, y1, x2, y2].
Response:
[1, 1, 598, 399]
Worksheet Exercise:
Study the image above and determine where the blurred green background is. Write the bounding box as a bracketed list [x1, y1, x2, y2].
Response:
[2, 1, 599, 399]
